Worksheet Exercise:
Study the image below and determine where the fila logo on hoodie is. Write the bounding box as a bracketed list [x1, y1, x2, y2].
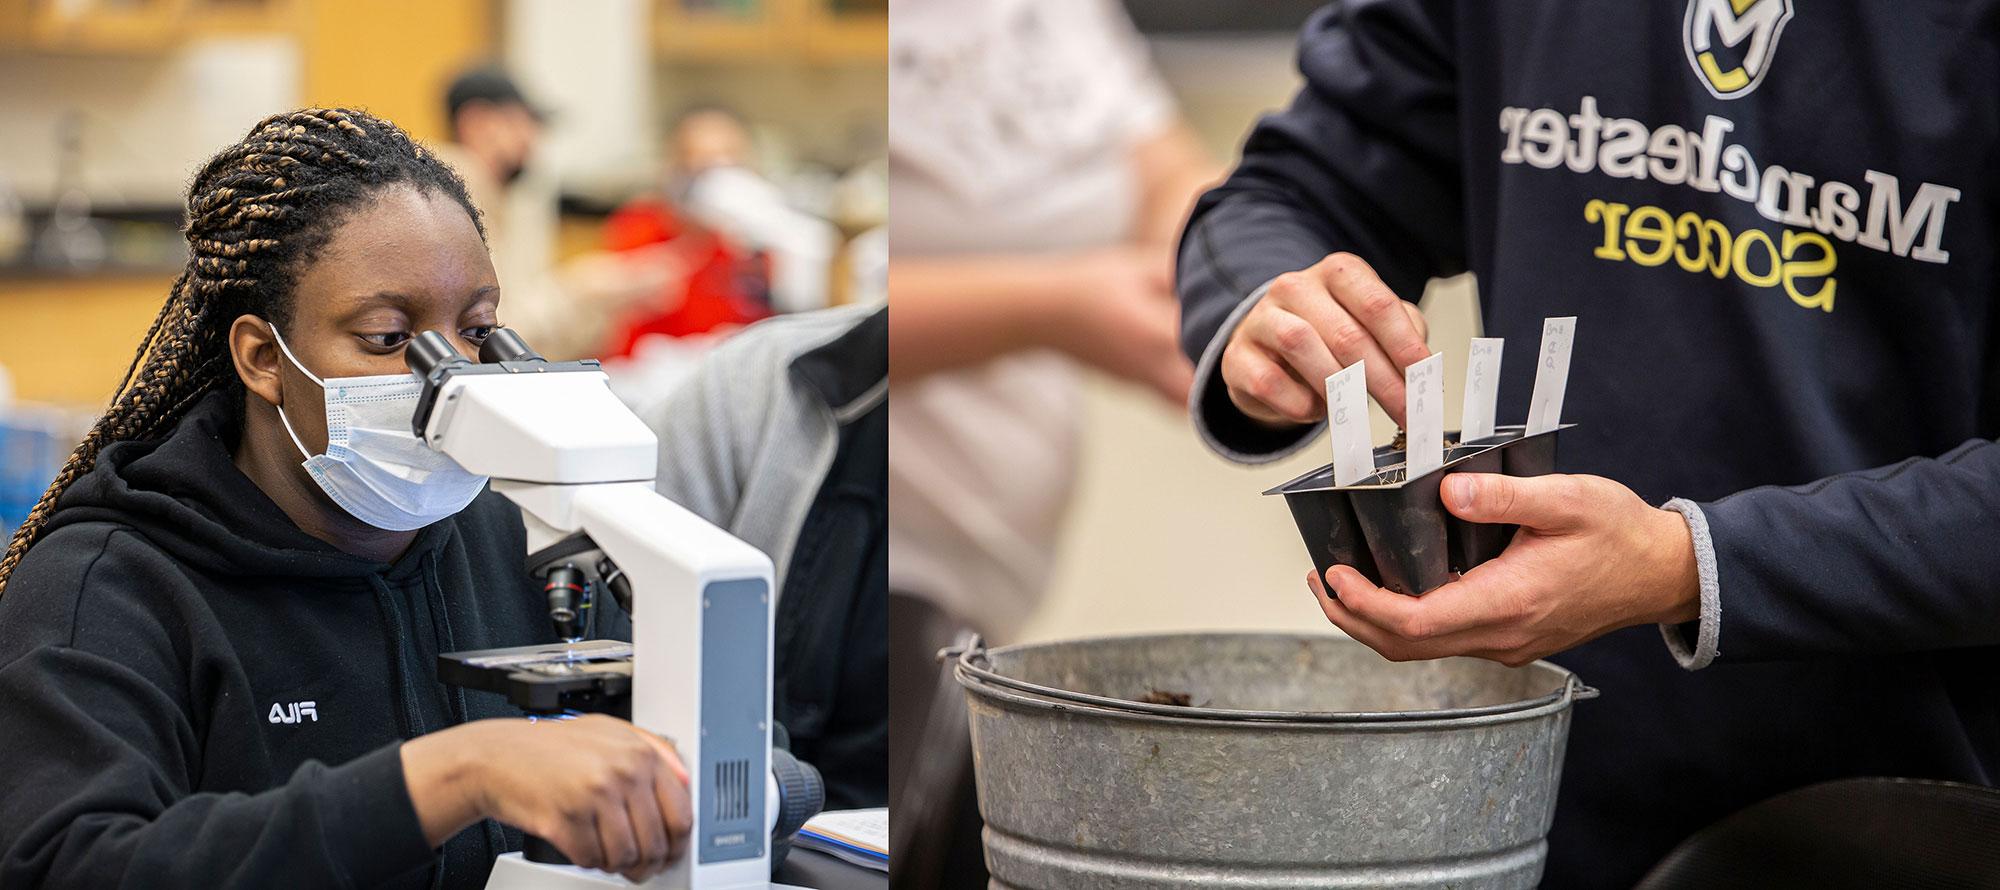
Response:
[268, 701, 319, 724]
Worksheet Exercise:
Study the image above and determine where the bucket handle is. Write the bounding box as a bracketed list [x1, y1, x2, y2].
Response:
[1569, 678, 1600, 701]
[935, 633, 985, 665]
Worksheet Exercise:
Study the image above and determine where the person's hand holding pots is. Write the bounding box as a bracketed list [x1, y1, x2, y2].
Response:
[1220, 252, 1432, 428]
[1306, 472, 1700, 666]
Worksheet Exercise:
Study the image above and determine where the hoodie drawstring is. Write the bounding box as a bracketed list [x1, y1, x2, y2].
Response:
[372, 572, 452, 890]
[367, 575, 418, 741]
[422, 552, 473, 727]
[421, 550, 509, 867]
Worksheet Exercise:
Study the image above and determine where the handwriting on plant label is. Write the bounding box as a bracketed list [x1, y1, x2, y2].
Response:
[1527, 317, 1575, 436]
[1462, 337, 1502, 443]
[1405, 353, 1444, 478]
[1327, 362, 1373, 486]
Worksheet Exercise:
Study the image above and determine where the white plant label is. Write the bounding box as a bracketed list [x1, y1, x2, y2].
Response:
[1527, 317, 1576, 435]
[1327, 362, 1373, 486]
[1404, 353, 1445, 479]
[1461, 337, 1503, 444]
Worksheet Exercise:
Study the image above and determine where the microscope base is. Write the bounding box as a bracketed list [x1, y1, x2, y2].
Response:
[483, 853, 810, 890]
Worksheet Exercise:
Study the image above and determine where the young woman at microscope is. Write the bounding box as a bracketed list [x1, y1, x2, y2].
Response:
[0, 109, 691, 889]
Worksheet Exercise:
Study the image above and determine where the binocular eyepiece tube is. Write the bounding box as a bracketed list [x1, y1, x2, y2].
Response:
[405, 329, 467, 377]
[405, 327, 546, 377]
[479, 327, 545, 364]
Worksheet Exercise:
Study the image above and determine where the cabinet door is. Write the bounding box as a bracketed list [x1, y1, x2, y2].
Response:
[27, 0, 189, 53]
[657, 0, 779, 61]
[801, 0, 884, 63]
[182, 0, 300, 36]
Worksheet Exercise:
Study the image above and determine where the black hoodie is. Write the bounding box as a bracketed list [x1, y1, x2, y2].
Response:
[1175, 3, 2000, 885]
[0, 389, 599, 889]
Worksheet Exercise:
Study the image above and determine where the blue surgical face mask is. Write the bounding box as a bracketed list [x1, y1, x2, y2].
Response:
[269, 325, 489, 531]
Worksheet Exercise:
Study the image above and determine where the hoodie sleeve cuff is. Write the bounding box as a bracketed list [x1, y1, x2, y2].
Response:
[1189, 279, 1326, 464]
[311, 742, 437, 886]
[1659, 498, 1720, 670]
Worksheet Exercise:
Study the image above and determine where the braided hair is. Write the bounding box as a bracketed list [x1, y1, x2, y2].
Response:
[0, 108, 484, 595]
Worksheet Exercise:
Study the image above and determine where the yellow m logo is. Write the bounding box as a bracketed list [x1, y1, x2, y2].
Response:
[1683, 0, 1794, 99]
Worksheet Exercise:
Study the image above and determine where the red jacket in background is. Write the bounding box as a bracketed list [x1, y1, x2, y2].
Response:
[599, 196, 772, 357]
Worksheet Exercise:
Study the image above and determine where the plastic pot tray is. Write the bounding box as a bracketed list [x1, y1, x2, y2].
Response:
[1264, 424, 1574, 596]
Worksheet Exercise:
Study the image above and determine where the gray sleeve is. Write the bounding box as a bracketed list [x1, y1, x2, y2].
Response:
[643, 307, 866, 591]
[1186, 278, 1326, 465]
[648, 357, 752, 533]
[1659, 498, 1721, 671]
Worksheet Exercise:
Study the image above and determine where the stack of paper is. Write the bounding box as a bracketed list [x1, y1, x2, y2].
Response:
[795, 807, 888, 872]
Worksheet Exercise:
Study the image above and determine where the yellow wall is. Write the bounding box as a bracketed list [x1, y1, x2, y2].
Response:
[300, 0, 493, 143]
[0, 274, 177, 405]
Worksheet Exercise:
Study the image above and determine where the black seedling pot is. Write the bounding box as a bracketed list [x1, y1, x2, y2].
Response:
[1266, 425, 1572, 596]
[1272, 449, 1403, 589]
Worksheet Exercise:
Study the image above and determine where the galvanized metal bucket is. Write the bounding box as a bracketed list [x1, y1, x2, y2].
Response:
[952, 632, 1596, 889]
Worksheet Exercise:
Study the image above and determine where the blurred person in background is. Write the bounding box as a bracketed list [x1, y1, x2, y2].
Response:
[437, 65, 546, 223]
[593, 106, 786, 360]
[673, 105, 753, 174]
[669, 104, 841, 315]
[884, 0, 1217, 884]
[437, 65, 685, 361]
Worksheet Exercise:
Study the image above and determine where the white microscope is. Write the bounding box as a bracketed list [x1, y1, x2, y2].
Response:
[406, 329, 822, 890]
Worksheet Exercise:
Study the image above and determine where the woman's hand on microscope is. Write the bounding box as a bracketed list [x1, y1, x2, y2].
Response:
[401, 714, 693, 882]
[1306, 472, 1701, 667]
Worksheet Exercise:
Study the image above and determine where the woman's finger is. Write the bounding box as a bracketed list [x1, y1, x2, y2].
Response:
[596, 801, 641, 874]
[624, 774, 671, 878]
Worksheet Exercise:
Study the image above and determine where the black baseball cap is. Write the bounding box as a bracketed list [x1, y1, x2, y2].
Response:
[444, 65, 552, 125]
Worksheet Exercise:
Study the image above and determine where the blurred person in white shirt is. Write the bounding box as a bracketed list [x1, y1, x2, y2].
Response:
[887, 0, 1218, 643]
[886, 6, 1217, 885]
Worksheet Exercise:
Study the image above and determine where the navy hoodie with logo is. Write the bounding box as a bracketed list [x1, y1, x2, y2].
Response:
[0, 389, 625, 888]
[1177, 2, 2000, 886]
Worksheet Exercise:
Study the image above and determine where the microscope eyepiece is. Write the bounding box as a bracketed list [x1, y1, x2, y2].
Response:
[479, 327, 545, 364]
[406, 330, 469, 377]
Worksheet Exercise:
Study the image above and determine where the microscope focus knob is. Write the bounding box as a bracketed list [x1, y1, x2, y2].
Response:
[770, 747, 824, 843]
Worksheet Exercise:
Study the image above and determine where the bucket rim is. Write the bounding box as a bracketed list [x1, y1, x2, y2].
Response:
[948, 631, 1596, 729]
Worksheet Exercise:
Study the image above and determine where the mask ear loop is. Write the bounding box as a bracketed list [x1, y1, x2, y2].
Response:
[267, 323, 327, 462]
